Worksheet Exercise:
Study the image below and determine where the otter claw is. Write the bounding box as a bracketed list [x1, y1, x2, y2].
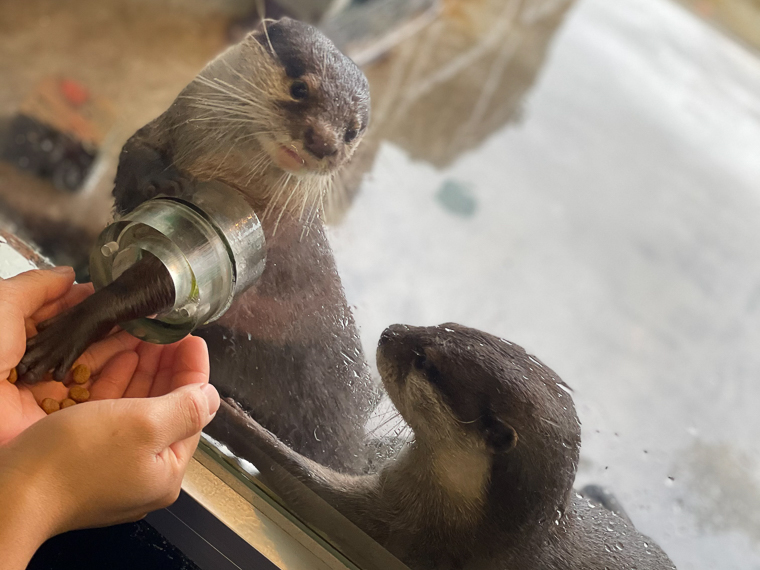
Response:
[18, 307, 102, 385]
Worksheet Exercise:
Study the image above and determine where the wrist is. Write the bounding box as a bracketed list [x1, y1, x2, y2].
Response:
[0, 449, 60, 569]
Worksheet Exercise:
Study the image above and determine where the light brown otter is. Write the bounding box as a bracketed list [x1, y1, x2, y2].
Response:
[18, 18, 376, 472]
[217, 323, 677, 570]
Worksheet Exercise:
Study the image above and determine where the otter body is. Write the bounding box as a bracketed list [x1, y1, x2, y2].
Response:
[19, 18, 374, 472]
[218, 323, 676, 569]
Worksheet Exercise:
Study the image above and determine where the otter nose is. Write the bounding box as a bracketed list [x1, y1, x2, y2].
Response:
[304, 126, 338, 159]
[378, 325, 412, 351]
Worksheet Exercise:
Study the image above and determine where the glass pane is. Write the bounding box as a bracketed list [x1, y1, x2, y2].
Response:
[2, 0, 759, 569]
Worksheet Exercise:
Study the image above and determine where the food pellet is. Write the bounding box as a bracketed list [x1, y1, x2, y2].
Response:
[61, 398, 77, 409]
[69, 385, 90, 403]
[72, 364, 91, 385]
[41, 398, 61, 414]
[7, 368, 17, 384]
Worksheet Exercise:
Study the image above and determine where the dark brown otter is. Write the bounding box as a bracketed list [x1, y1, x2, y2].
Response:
[216, 323, 677, 569]
[17, 18, 376, 472]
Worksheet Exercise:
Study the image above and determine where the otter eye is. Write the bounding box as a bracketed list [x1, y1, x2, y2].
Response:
[413, 351, 443, 384]
[290, 81, 308, 100]
[344, 128, 358, 143]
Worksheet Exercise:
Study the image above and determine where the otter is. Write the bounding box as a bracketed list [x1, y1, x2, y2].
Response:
[17, 18, 376, 472]
[215, 323, 676, 570]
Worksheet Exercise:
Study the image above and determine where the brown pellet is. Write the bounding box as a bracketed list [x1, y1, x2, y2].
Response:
[68, 385, 90, 403]
[72, 364, 90, 385]
[61, 398, 77, 409]
[41, 398, 61, 414]
[7, 368, 17, 384]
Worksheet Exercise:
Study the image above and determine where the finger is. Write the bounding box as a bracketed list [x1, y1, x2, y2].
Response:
[168, 336, 210, 393]
[76, 331, 142, 376]
[0, 268, 75, 376]
[32, 283, 94, 324]
[142, 383, 219, 450]
[0, 268, 75, 318]
[24, 318, 38, 338]
[123, 343, 165, 399]
[148, 343, 181, 398]
[90, 351, 139, 400]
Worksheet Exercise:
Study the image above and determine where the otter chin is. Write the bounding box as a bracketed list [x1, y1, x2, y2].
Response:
[217, 323, 677, 570]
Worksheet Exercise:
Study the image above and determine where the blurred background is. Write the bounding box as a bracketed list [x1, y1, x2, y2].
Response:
[1, 1, 759, 569]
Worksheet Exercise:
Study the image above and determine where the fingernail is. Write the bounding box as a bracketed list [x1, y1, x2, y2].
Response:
[200, 383, 220, 416]
[51, 266, 74, 274]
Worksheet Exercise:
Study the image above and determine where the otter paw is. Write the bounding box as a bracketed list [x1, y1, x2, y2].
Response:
[17, 308, 105, 384]
[141, 169, 194, 201]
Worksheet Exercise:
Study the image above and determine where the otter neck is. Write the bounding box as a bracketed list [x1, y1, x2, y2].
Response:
[381, 437, 491, 535]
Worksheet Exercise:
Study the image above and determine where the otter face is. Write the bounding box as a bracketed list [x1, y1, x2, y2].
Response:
[248, 18, 370, 176]
[377, 323, 580, 459]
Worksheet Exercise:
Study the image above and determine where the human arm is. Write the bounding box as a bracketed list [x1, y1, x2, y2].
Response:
[0, 269, 219, 569]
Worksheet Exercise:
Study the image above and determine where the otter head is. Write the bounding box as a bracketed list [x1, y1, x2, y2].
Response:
[182, 18, 369, 220]
[377, 323, 581, 529]
[241, 18, 370, 176]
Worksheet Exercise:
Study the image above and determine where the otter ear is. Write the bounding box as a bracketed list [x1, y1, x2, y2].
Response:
[485, 418, 518, 453]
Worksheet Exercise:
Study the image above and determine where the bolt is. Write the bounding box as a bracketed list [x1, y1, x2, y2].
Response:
[178, 305, 196, 319]
[100, 241, 119, 257]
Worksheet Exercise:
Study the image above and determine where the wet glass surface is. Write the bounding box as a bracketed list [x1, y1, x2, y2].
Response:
[2, 0, 760, 568]
[329, 0, 760, 568]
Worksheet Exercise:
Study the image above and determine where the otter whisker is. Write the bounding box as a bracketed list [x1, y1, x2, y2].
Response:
[273, 173, 300, 233]
[209, 79, 274, 114]
[366, 410, 405, 437]
[262, 171, 290, 220]
[221, 59, 274, 98]
[195, 74, 274, 110]
[455, 416, 482, 425]
[244, 151, 271, 186]
[190, 78, 274, 115]
[257, 8, 277, 56]
[297, 179, 311, 221]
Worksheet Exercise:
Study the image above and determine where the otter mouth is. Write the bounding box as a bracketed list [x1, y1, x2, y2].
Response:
[377, 326, 417, 390]
[272, 144, 309, 173]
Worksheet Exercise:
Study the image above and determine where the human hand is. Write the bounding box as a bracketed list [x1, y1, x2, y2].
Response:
[0, 268, 220, 568]
[1, 333, 217, 525]
[0, 334, 218, 569]
[0, 268, 209, 444]
[0, 268, 94, 443]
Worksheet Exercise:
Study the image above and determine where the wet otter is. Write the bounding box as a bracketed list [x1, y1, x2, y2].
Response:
[217, 323, 676, 569]
[18, 18, 376, 471]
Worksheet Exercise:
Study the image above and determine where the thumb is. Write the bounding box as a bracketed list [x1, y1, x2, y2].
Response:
[145, 383, 220, 449]
[0, 267, 75, 318]
[0, 268, 75, 375]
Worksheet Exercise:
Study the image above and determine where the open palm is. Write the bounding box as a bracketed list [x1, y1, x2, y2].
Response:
[0, 270, 209, 445]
